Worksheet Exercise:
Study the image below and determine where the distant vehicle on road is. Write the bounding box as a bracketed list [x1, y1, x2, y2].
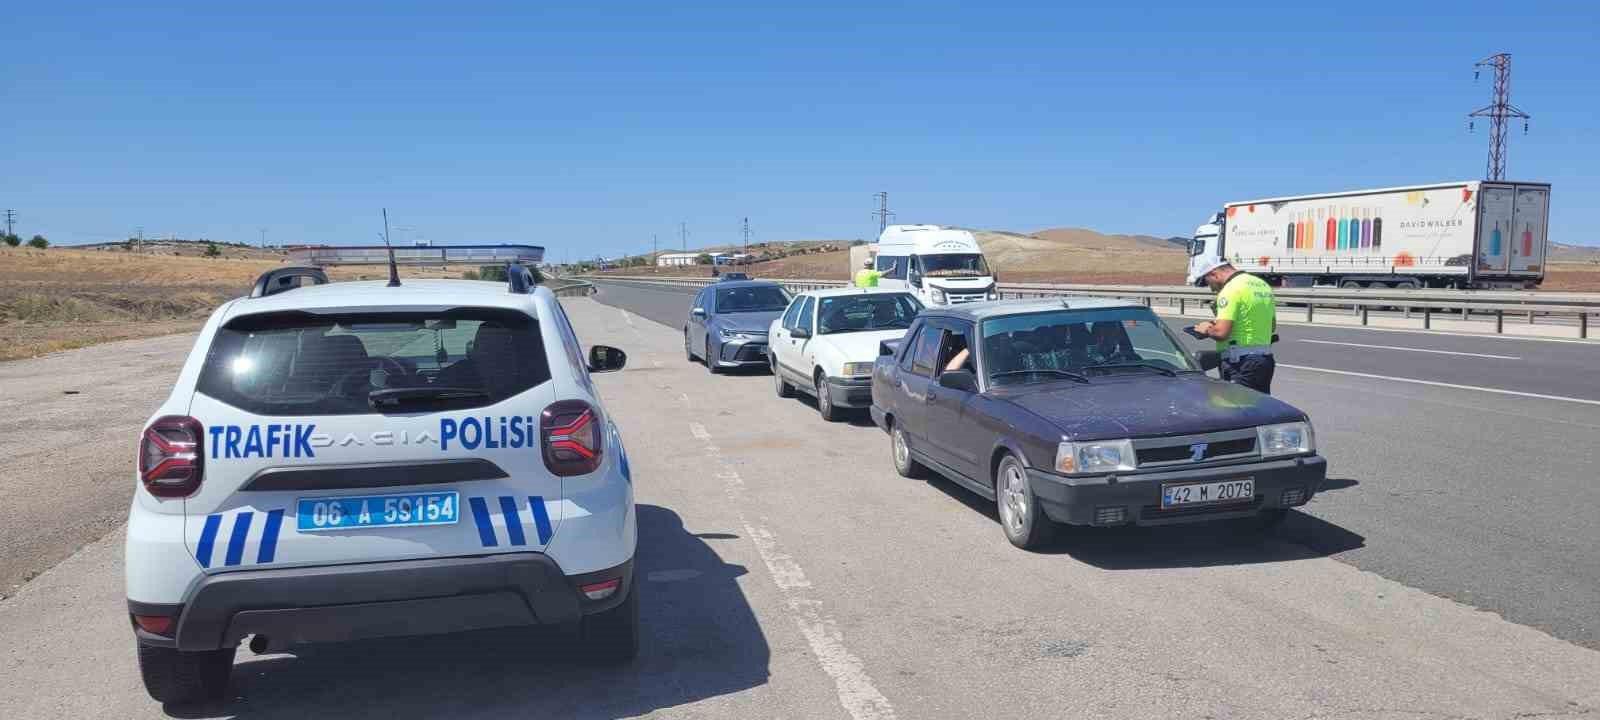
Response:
[719, 272, 751, 281]
[1189, 181, 1552, 289]
[870, 225, 999, 307]
[685, 280, 792, 374]
[871, 298, 1326, 549]
[125, 259, 638, 704]
[769, 288, 923, 421]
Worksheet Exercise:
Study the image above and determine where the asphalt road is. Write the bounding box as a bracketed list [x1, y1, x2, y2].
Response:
[588, 278, 1600, 651]
[3, 295, 1597, 719]
[0, 333, 197, 598]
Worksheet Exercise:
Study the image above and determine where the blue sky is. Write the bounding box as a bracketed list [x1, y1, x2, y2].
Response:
[3, 1, 1596, 258]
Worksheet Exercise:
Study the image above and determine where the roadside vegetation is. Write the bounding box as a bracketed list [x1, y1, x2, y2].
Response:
[0, 245, 477, 361]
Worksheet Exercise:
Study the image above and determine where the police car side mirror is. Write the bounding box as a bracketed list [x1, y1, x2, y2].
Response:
[691, 307, 707, 319]
[588, 345, 627, 373]
[1195, 350, 1222, 372]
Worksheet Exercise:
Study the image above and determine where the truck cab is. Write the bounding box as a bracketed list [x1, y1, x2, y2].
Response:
[873, 225, 998, 306]
[1186, 213, 1225, 287]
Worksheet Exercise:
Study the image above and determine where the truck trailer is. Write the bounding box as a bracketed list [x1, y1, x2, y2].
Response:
[1186, 181, 1552, 289]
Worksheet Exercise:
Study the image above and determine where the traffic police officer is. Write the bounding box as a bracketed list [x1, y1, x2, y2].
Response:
[854, 257, 883, 288]
[1191, 259, 1278, 394]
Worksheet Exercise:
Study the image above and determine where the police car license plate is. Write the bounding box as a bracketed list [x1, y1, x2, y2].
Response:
[296, 491, 459, 532]
[1161, 478, 1254, 509]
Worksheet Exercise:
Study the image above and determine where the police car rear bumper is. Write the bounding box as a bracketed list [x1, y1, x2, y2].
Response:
[130, 553, 633, 651]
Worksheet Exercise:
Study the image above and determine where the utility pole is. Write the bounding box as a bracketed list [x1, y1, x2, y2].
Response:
[1467, 53, 1531, 181]
[679, 222, 688, 252]
[259, 227, 267, 247]
[652, 233, 658, 262]
[872, 192, 894, 234]
[3, 209, 14, 238]
[741, 217, 751, 256]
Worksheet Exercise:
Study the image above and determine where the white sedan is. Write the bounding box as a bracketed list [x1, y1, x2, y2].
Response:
[768, 288, 924, 421]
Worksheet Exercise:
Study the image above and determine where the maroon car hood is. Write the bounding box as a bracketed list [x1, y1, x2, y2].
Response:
[990, 375, 1305, 441]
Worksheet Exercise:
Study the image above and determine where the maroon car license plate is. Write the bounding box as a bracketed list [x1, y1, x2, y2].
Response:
[1161, 478, 1254, 508]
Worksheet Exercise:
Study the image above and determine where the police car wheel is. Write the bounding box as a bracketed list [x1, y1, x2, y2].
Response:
[581, 580, 640, 664]
[136, 643, 234, 704]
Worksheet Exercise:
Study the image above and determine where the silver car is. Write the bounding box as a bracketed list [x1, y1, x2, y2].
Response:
[684, 281, 792, 374]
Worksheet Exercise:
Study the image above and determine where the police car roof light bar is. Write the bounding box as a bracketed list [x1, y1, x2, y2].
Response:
[250, 267, 331, 298]
[283, 244, 546, 268]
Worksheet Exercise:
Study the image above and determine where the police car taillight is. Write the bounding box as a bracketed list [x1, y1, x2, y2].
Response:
[541, 400, 602, 476]
[139, 416, 205, 498]
[579, 578, 620, 601]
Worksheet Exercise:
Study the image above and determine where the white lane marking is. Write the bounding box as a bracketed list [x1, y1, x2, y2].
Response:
[1279, 364, 1600, 407]
[688, 421, 897, 720]
[619, 307, 635, 328]
[1289, 375, 1600, 431]
[1297, 339, 1521, 360]
[1153, 307, 1600, 345]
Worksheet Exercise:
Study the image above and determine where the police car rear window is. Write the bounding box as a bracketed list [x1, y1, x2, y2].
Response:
[196, 309, 552, 416]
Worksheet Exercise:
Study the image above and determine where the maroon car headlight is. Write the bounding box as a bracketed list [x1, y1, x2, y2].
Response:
[1056, 439, 1136, 474]
[1257, 421, 1314, 457]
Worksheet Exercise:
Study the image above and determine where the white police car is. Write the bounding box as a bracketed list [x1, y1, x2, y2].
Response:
[125, 259, 637, 704]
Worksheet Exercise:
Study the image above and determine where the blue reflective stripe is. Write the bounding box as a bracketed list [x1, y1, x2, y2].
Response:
[528, 496, 553, 545]
[256, 509, 285, 564]
[469, 497, 497, 547]
[224, 512, 254, 567]
[498, 496, 527, 546]
[196, 514, 222, 568]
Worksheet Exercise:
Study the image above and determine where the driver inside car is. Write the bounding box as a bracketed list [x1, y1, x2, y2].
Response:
[1085, 321, 1136, 365]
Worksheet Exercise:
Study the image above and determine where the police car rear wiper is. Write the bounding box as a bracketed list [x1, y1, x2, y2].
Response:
[369, 386, 489, 409]
[1083, 362, 1178, 377]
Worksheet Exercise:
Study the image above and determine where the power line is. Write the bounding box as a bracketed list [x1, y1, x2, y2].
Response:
[1467, 52, 1531, 181]
[872, 192, 894, 234]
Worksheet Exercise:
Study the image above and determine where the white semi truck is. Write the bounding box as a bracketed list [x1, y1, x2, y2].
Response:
[1186, 181, 1552, 289]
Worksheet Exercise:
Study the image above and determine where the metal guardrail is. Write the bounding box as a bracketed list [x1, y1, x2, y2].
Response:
[543, 279, 596, 297]
[585, 275, 1600, 339]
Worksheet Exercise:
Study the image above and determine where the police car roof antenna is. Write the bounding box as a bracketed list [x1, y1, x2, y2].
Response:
[381, 208, 401, 287]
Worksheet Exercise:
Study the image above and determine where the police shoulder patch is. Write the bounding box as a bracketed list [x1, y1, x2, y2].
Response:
[1217, 297, 1228, 308]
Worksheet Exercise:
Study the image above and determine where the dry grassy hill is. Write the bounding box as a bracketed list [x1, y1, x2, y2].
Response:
[606, 227, 1191, 284]
[968, 228, 1185, 284]
[1550, 242, 1600, 264]
[0, 246, 479, 361]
